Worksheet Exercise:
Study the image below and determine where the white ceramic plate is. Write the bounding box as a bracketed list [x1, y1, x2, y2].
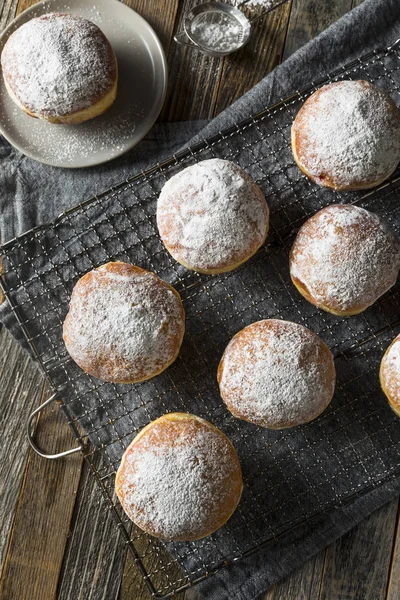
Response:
[0, 0, 168, 168]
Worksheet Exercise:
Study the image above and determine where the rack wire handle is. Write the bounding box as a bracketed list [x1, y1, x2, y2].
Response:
[27, 393, 83, 460]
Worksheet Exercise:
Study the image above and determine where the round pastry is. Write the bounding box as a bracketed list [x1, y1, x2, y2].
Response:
[380, 334, 400, 418]
[217, 319, 335, 429]
[63, 262, 185, 383]
[291, 80, 400, 190]
[156, 158, 269, 274]
[1, 13, 118, 124]
[115, 413, 243, 541]
[289, 204, 400, 316]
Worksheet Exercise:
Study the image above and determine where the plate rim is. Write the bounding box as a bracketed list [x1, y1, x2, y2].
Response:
[0, 0, 168, 169]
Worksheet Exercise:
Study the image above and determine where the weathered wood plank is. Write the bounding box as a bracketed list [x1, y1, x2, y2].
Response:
[0, 378, 83, 600]
[0, 0, 18, 30]
[283, 0, 353, 60]
[57, 458, 125, 600]
[318, 499, 399, 600]
[212, 0, 292, 115]
[15, 0, 180, 53]
[384, 504, 400, 600]
[124, 0, 179, 55]
[161, 0, 294, 121]
[0, 327, 46, 577]
[262, 552, 325, 600]
[120, 559, 154, 600]
[15, 0, 35, 16]
[2, 0, 82, 588]
[119, 529, 188, 600]
[159, 0, 225, 122]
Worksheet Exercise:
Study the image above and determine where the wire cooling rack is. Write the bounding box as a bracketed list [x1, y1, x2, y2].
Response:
[2, 40, 400, 598]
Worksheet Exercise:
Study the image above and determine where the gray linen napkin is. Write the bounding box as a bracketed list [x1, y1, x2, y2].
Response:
[1, 1, 400, 599]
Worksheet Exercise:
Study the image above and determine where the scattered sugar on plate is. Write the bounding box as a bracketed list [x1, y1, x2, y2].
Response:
[11, 102, 137, 164]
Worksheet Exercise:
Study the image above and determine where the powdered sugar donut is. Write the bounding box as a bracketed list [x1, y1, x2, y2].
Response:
[1, 13, 118, 124]
[291, 80, 400, 190]
[218, 319, 335, 429]
[115, 413, 243, 541]
[156, 159, 269, 274]
[63, 262, 185, 383]
[380, 335, 400, 418]
[289, 204, 400, 316]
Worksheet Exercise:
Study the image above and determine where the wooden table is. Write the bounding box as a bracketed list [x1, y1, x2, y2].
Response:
[1, 1, 400, 599]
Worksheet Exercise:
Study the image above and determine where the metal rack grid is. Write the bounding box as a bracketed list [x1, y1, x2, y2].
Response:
[2, 39, 400, 598]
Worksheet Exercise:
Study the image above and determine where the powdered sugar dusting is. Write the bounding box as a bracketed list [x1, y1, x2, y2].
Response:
[157, 159, 269, 272]
[116, 415, 242, 540]
[381, 335, 400, 409]
[190, 11, 243, 53]
[19, 104, 137, 163]
[1, 13, 116, 118]
[290, 205, 400, 314]
[247, 0, 274, 6]
[292, 80, 400, 189]
[63, 263, 184, 383]
[233, 0, 274, 8]
[218, 319, 335, 429]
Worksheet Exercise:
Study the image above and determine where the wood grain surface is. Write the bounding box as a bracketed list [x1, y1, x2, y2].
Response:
[1, 1, 399, 599]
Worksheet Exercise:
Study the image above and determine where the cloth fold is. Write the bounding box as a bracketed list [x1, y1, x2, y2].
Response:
[1, 1, 400, 599]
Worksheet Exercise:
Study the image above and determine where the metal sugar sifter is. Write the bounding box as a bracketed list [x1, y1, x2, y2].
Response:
[174, 0, 290, 57]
